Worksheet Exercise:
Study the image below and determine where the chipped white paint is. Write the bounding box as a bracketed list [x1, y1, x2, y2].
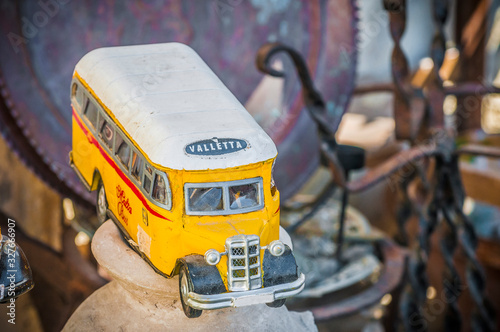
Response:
[137, 225, 151, 258]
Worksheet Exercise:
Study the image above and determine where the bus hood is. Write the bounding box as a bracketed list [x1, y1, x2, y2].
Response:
[184, 218, 268, 250]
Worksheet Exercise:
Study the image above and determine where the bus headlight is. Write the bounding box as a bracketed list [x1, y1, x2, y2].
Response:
[204, 249, 221, 265]
[268, 240, 285, 257]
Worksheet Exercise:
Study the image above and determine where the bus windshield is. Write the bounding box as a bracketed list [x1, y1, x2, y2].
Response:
[185, 178, 263, 215]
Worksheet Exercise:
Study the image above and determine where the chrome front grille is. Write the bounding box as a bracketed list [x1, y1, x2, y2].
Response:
[226, 235, 261, 291]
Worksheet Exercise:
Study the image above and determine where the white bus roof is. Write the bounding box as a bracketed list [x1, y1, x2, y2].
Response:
[74, 43, 277, 171]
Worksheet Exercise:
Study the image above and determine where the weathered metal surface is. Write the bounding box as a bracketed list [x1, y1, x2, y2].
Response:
[457, 144, 500, 159]
[372, 0, 497, 329]
[290, 239, 405, 321]
[399, 0, 495, 329]
[283, 195, 386, 300]
[347, 143, 438, 193]
[384, 0, 428, 141]
[257, 4, 498, 324]
[353, 81, 500, 97]
[454, 0, 488, 133]
[0, 234, 34, 304]
[0, 0, 358, 204]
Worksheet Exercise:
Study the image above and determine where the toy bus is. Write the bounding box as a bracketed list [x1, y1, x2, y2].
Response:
[69, 42, 304, 318]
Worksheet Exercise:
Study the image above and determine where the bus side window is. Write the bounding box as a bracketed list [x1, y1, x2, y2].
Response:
[83, 98, 98, 128]
[71, 83, 84, 109]
[100, 120, 114, 149]
[131, 151, 143, 183]
[143, 164, 153, 193]
[115, 134, 131, 169]
[152, 172, 168, 205]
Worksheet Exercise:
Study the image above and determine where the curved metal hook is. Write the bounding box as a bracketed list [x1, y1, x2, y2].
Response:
[256, 42, 337, 140]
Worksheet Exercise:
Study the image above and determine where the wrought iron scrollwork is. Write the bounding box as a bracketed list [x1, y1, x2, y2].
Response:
[256, 21, 497, 329]
[256, 43, 366, 265]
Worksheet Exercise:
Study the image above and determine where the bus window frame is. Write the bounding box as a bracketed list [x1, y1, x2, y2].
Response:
[72, 77, 172, 211]
[184, 177, 264, 216]
[70, 80, 85, 110]
[142, 162, 153, 195]
[130, 150, 144, 184]
[151, 171, 172, 210]
[82, 94, 99, 130]
[98, 118, 115, 151]
[114, 133, 132, 170]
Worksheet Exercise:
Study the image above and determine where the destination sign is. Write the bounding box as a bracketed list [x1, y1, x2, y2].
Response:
[185, 138, 248, 156]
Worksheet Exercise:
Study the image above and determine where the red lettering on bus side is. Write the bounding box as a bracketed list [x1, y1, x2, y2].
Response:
[116, 185, 132, 225]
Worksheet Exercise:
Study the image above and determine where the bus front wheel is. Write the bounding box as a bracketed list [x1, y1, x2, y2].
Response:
[179, 265, 202, 318]
[96, 182, 108, 224]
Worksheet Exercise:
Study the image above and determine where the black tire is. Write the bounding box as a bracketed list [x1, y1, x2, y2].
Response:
[96, 182, 108, 225]
[179, 265, 202, 318]
[266, 299, 286, 308]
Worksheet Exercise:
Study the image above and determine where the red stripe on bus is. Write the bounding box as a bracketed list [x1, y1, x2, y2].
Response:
[275, 206, 280, 214]
[72, 109, 171, 221]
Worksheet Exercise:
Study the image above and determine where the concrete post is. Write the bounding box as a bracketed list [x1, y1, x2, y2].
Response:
[63, 220, 317, 331]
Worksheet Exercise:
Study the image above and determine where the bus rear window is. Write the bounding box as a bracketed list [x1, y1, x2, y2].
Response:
[188, 187, 223, 212]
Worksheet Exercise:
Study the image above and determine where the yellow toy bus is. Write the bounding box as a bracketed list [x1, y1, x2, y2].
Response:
[69, 42, 304, 317]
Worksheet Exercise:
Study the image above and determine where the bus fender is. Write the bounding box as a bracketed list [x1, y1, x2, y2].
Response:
[177, 255, 227, 295]
[262, 245, 299, 287]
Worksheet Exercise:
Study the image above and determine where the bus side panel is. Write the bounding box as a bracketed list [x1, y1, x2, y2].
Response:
[102, 156, 125, 229]
[73, 108, 180, 276]
[100, 147, 137, 246]
[102, 156, 180, 276]
[148, 171, 183, 276]
[72, 111, 101, 190]
[148, 207, 180, 276]
[267, 186, 281, 243]
[72, 109, 132, 241]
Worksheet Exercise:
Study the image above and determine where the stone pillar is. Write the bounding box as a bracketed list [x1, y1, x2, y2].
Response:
[63, 221, 317, 331]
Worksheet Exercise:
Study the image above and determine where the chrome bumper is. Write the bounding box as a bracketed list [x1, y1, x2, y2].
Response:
[186, 273, 306, 310]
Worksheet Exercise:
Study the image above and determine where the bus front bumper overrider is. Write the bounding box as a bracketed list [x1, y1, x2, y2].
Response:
[186, 273, 305, 310]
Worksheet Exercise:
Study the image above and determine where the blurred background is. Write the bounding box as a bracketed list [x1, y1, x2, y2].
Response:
[0, 0, 499, 331]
